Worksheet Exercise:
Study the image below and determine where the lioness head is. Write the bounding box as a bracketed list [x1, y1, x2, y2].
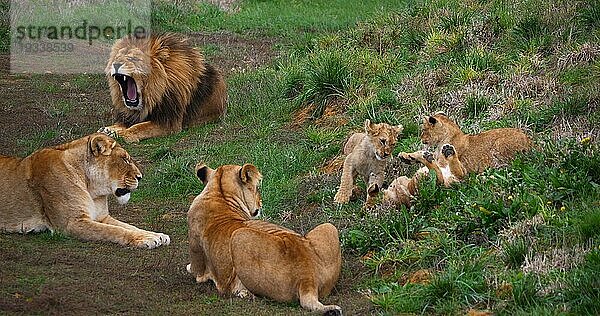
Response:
[420, 112, 461, 146]
[195, 163, 262, 218]
[88, 133, 142, 204]
[364, 119, 403, 161]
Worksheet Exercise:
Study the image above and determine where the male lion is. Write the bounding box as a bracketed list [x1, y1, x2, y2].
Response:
[101, 33, 227, 142]
[187, 163, 342, 315]
[334, 119, 403, 205]
[383, 112, 531, 207]
[0, 133, 170, 249]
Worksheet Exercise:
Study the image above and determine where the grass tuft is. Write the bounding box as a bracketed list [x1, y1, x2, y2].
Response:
[502, 238, 530, 269]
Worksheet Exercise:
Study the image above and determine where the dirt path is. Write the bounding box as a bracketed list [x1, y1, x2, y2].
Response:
[0, 32, 375, 315]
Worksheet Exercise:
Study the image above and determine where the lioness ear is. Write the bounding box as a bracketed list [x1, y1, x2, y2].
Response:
[240, 164, 262, 184]
[195, 163, 214, 184]
[90, 134, 116, 156]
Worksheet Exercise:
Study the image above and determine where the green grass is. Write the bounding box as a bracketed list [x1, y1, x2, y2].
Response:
[47, 100, 74, 117]
[0, 0, 8, 52]
[17, 130, 59, 156]
[152, 0, 408, 38]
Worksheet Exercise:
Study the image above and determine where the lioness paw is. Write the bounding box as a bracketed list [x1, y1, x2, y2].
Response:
[442, 144, 456, 158]
[157, 233, 171, 245]
[236, 288, 255, 299]
[134, 232, 170, 249]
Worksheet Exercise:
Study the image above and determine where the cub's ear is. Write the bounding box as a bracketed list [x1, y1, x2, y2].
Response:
[364, 119, 374, 133]
[195, 163, 214, 185]
[367, 183, 380, 196]
[395, 124, 404, 136]
[240, 164, 262, 184]
[90, 134, 117, 156]
[428, 116, 437, 125]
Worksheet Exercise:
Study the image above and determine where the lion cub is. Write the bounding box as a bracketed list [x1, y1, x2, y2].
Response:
[384, 113, 531, 206]
[383, 144, 465, 206]
[420, 112, 532, 173]
[187, 163, 342, 315]
[334, 119, 403, 204]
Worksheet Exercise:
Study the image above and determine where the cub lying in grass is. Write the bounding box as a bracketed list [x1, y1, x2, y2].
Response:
[334, 119, 403, 205]
[384, 113, 531, 207]
[187, 163, 342, 315]
[384, 144, 465, 206]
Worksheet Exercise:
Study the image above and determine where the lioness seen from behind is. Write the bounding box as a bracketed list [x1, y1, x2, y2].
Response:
[187, 163, 342, 315]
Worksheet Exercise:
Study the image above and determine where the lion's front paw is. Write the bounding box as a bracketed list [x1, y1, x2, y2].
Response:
[97, 126, 119, 139]
[442, 144, 456, 158]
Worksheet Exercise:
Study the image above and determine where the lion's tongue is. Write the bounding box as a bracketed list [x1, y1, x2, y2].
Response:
[127, 79, 137, 100]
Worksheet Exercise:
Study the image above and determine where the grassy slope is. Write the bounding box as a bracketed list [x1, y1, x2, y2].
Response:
[147, 0, 600, 314]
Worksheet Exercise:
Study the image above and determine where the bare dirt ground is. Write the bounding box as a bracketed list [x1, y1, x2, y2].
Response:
[0, 32, 375, 315]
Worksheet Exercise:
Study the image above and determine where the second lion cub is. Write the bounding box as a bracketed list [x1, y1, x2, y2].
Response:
[419, 112, 532, 173]
[384, 112, 531, 207]
[334, 119, 402, 204]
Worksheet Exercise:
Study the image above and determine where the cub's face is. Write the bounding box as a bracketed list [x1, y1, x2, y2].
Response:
[90, 134, 142, 204]
[106, 43, 150, 110]
[196, 163, 263, 218]
[420, 113, 458, 146]
[365, 120, 403, 161]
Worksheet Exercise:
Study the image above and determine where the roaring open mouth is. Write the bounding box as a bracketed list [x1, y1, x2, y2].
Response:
[113, 73, 140, 109]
